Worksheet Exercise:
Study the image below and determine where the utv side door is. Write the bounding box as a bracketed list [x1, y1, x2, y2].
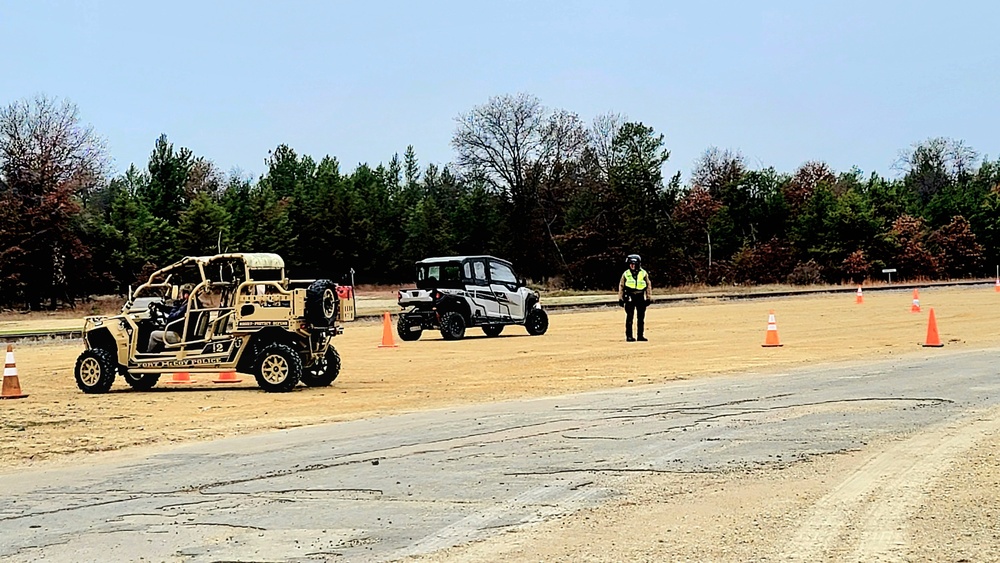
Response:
[187, 285, 238, 358]
[488, 260, 525, 321]
[464, 258, 497, 321]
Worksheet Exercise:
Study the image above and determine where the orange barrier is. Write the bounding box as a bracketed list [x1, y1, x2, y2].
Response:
[1, 344, 28, 400]
[761, 311, 783, 348]
[995, 278, 999, 292]
[922, 308, 944, 347]
[213, 370, 242, 384]
[378, 312, 398, 348]
[911, 288, 921, 313]
[337, 285, 354, 299]
[163, 372, 196, 385]
[855, 286, 864, 304]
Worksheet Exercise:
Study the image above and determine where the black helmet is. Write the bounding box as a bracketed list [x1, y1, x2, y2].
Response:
[626, 254, 641, 269]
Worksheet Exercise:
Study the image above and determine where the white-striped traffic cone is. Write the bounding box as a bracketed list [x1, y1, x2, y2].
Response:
[761, 311, 783, 348]
[1, 344, 28, 399]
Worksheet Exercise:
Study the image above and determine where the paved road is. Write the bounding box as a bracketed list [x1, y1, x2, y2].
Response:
[2, 350, 998, 562]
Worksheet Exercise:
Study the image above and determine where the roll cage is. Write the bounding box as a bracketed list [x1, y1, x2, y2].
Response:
[129, 253, 292, 352]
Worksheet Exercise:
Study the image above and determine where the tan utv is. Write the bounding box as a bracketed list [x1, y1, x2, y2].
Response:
[74, 253, 353, 393]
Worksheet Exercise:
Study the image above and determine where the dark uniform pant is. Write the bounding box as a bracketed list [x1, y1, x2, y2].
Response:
[624, 292, 646, 339]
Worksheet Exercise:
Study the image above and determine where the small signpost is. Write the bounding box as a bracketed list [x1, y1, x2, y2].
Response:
[882, 268, 896, 283]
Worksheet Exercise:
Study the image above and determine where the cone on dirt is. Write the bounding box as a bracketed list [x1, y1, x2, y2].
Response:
[911, 288, 921, 313]
[1, 344, 28, 400]
[994, 278, 999, 292]
[213, 370, 242, 384]
[761, 310, 783, 348]
[856, 286, 864, 304]
[163, 371, 196, 384]
[378, 312, 398, 348]
[921, 307, 944, 347]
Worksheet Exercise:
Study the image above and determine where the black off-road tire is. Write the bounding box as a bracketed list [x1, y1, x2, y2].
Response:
[305, 279, 339, 328]
[439, 311, 466, 340]
[525, 308, 549, 336]
[397, 315, 423, 341]
[122, 368, 160, 391]
[482, 325, 504, 337]
[74, 349, 117, 394]
[253, 343, 303, 393]
[301, 347, 341, 387]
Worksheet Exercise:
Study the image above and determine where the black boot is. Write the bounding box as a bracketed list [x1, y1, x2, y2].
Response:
[637, 335, 647, 341]
[626, 332, 635, 342]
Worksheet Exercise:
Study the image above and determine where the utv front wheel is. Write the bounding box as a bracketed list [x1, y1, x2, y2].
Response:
[439, 311, 466, 340]
[525, 308, 549, 336]
[397, 316, 422, 341]
[75, 349, 117, 394]
[482, 325, 504, 337]
[301, 347, 341, 387]
[253, 343, 303, 392]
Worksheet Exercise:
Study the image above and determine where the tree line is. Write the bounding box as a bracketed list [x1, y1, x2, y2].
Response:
[1, 93, 997, 310]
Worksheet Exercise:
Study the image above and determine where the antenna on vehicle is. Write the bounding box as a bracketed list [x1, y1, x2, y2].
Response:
[217, 230, 223, 254]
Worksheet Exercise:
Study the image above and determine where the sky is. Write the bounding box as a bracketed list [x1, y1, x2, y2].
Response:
[2, 0, 998, 183]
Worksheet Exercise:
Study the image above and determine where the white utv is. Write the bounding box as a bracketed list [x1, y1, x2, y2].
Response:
[396, 256, 549, 341]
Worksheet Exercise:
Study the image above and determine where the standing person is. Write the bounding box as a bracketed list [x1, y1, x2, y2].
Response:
[617, 254, 651, 342]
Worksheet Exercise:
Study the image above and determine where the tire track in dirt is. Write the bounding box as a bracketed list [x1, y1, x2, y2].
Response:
[780, 405, 1000, 561]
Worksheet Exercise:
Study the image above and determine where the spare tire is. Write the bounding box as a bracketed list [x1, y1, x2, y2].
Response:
[305, 279, 339, 327]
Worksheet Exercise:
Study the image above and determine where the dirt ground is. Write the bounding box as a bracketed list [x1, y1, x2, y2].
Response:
[3, 285, 1000, 561]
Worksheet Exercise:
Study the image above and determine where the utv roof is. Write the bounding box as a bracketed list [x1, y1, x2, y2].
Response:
[207, 253, 285, 269]
[164, 253, 286, 270]
[416, 255, 511, 265]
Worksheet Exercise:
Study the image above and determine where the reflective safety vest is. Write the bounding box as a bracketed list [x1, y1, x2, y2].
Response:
[623, 268, 648, 291]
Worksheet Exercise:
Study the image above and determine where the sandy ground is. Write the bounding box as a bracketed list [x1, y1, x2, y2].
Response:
[2, 285, 999, 560]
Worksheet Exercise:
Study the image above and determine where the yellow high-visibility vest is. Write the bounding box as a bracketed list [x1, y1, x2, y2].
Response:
[623, 269, 648, 290]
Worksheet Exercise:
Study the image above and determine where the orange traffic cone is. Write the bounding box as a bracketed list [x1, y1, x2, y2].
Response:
[378, 312, 398, 348]
[856, 286, 864, 304]
[911, 288, 921, 313]
[761, 311, 783, 347]
[1, 344, 28, 400]
[213, 370, 242, 384]
[994, 278, 999, 292]
[163, 371, 196, 385]
[921, 307, 944, 347]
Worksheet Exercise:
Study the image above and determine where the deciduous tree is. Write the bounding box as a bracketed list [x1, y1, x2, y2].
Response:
[0, 95, 108, 308]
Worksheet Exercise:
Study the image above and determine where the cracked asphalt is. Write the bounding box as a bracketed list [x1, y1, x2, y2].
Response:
[2, 349, 997, 562]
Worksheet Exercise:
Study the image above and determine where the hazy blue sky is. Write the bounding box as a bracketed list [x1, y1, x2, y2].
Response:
[2, 1, 997, 182]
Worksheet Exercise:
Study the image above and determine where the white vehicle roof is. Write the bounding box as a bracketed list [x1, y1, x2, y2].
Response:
[417, 255, 510, 265]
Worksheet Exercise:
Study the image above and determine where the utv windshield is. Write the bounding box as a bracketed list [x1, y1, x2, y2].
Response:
[416, 261, 464, 289]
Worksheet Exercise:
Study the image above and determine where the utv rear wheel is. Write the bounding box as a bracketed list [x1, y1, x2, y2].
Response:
[439, 311, 466, 340]
[482, 325, 504, 337]
[253, 343, 302, 392]
[301, 347, 341, 387]
[122, 369, 160, 391]
[397, 316, 423, 341]
[74, 349, 117, 394]
[525, 308, 549, 336]
[305, 279, 338, 327]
